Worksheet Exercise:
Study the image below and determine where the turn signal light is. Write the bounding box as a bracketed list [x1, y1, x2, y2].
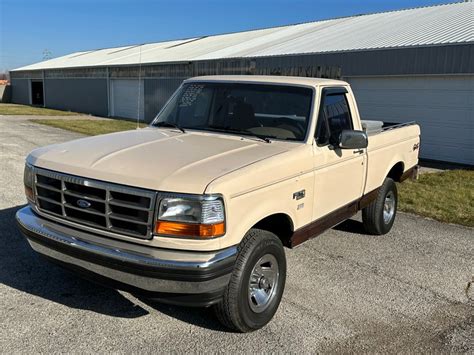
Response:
[155, 221, 225, 238]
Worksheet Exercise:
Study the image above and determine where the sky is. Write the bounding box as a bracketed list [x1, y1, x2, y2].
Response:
[0, 0, 450, 72]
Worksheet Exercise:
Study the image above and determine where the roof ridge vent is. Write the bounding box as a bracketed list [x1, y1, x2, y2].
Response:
[107, 44, 144, 55]
[165, 36, 208, 49]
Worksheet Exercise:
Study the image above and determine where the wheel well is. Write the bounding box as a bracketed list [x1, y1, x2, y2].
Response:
[252, 213, 294, 248]
[387, 162, 405, 182]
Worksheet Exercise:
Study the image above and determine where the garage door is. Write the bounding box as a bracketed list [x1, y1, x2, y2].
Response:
[346, 76, 473, 165]
[111, 79, 144, 120]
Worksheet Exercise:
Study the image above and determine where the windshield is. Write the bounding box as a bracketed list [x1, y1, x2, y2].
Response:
[152, 82, 313, 141]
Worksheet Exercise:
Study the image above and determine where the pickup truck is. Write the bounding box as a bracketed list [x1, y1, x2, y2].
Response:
[17, 75, 420, 332]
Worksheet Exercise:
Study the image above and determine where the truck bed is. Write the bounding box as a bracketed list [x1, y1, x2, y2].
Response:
[363, 121, 420, 194]
[362, 120, 417, 136]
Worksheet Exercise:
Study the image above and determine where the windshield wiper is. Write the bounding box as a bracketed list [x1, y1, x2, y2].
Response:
[154, 121, 186, 133]
[246, 134, 272, 143]
[207, 126, 272, 143]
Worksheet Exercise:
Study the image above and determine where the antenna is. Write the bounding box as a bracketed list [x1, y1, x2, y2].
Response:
[137, 44, 143, 129]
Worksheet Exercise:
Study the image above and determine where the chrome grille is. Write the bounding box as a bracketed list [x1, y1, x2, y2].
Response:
[33, 168, 156, 239]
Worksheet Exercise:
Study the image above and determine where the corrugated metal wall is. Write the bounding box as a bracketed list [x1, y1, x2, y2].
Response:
[255, 44, 474, 77]
[144, 78, 184, 122]
[10, 79, 30, 104]
[347, 75, 474, 165]
[44, 79, 108, 116]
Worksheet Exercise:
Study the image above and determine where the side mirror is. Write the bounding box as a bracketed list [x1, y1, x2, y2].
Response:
[338, 130, 368, 149]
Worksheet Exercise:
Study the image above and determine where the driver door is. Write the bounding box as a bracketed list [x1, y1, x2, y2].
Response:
[312, 87, 366, 220]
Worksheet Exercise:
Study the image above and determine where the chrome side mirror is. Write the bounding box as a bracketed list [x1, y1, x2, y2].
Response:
[338, 130, 368, 149]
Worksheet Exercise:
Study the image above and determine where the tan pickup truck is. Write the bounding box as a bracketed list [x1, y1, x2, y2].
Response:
[17, 75, 420, 332]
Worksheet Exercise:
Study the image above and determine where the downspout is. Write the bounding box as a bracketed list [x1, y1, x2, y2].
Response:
[42, 70, 46, 107]
[106, 67, 111, 117]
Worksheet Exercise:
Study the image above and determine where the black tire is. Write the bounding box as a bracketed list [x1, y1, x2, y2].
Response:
[213, 229, 286, 332]
[362, 177, 398, 235]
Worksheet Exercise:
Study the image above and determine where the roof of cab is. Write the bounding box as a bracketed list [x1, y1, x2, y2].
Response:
[185, 75, 347, 87]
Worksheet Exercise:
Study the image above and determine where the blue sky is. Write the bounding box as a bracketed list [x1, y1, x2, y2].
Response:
[0, 0, 448, 71]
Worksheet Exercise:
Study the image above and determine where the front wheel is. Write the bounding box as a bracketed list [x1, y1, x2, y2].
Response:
[213, 229, 286, 332]
[362, 177, 398, 235]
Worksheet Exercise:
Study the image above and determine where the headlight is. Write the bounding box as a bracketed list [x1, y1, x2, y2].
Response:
[24, 162, 34, 202]
[155, 195, 225, 238]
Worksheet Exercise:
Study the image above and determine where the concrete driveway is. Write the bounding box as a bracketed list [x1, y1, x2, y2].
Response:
[1, 116, 472, 353]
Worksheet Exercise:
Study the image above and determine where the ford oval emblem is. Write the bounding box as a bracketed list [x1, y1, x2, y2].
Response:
[77, 199, 91, 209]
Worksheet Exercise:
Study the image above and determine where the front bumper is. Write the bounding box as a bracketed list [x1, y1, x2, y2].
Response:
[16, 206, 237, 306]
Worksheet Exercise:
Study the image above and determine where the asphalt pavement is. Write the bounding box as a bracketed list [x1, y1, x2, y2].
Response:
[0, 115, 472, 353]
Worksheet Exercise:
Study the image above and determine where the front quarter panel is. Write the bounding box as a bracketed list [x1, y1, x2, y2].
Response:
[206, 144, 314, 249]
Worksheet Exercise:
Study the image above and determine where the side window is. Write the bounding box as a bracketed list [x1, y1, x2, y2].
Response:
[316, 92, 352, 146]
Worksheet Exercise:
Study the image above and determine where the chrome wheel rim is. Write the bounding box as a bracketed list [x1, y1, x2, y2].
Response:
[248, 254, 279, 313]
[383, 191, 396, 224]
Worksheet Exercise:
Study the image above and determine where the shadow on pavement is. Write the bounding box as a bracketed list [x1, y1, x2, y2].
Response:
[333, 218, 366, 234]
[1, 205, 231, 329]
[140, 299, 230, 332]
[0, 205, 148, 318]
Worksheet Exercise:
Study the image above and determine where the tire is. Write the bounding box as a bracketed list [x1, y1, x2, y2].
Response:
[362, 177, 398, 235]
[213, 228, 286, 332]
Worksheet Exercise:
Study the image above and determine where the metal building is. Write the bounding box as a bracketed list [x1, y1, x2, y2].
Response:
[9, 2, 474, 165]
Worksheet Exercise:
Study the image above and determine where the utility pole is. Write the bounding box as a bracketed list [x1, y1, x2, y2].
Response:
[42, 49, 52, 60]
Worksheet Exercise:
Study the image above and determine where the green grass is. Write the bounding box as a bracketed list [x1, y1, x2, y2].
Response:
[32, 119, 147, 136]
[0, 103, 79, 116]
[398, 169, 474, 227]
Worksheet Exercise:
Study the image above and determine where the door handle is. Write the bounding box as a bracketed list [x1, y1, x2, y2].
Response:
[353, 149, 364, 154]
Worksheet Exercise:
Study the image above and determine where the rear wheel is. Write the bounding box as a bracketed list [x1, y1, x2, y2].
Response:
[213, 229, 286, 332]
[362, 177, 398, 235]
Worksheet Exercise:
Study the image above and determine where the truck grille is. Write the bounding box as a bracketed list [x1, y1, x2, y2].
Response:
[33, 168, 156, 239]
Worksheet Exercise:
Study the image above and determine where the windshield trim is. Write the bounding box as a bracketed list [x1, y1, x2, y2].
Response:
[150, 80, 316, 144]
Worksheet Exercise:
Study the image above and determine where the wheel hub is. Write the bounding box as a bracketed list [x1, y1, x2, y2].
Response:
[259, 276, 270, 290]
[383, 191, 395, 224]
[248, 254, 279, 313]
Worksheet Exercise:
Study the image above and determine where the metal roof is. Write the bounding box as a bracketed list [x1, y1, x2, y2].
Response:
[13, 2, 474, 71]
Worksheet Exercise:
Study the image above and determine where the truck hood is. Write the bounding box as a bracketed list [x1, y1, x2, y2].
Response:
[28, 128, 290, 193]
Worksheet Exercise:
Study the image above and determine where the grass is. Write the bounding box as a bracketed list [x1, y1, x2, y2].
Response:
[0, 103, 79, 116]
[398, 169, 474, 227]
[32, 119, 147, 136]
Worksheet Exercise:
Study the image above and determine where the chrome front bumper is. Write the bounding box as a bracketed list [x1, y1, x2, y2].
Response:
[16, 206, 237, 306]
